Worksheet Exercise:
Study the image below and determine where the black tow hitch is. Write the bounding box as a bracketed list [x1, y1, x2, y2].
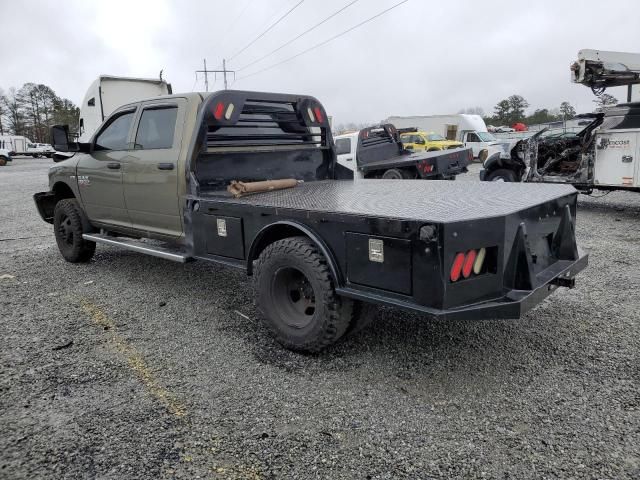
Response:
[551, 275, 576, 288]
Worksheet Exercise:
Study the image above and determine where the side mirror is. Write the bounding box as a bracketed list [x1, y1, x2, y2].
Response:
[51, 125, 72, 152]
[50, 125, 91, 153]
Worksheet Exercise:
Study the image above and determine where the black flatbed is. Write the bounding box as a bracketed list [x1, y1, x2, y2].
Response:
[202, 179, 577, 223]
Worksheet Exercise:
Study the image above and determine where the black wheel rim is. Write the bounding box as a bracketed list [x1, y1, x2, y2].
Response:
[271, 267, 316, 328]
[57, 214, 74, 246]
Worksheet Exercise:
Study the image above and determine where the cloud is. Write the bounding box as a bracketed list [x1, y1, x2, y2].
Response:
[2, 0, 639, 124]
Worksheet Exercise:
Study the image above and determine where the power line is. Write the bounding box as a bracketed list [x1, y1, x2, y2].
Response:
[229, 0, 305, 61]
[191, 72, 199, 92]
[235, 3, 358, 71]
[236, 0, 408, 81]
[237, 0, 360, 72]
[218, 0, 252, 53]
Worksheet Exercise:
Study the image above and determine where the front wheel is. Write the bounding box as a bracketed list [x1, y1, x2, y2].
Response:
[486, 168, 517, 182]
[53, 199, 96, 263]
[254, 236, 353, 353]
[0, 156, 7, 166]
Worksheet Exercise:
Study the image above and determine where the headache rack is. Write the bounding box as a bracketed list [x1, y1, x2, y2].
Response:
[191, 90, 336, 192]
[202, 91, 330, 150]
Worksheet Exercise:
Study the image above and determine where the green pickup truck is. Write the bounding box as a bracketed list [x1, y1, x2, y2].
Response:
[34, 90, 587, 352]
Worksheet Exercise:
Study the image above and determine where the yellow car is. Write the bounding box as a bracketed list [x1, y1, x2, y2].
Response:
[400, 131, 464, 151]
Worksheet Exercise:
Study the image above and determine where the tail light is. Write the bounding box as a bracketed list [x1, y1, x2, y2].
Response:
[212, 102, 236, 121]
[213, 102, 225, 120]
[313, 107, 324, 123]
[461, 249, 477, 278]
[450, 252, 465, 282]
[450, 248, 488, 282]
[473, 247, 486, 274]
[307, 107, 316, 122]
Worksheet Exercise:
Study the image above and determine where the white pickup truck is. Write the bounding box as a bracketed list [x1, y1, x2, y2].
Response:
[0, 147, 12, 166]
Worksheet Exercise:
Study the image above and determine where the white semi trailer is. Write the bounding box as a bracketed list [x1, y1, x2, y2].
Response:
[78, 75, 172, 142]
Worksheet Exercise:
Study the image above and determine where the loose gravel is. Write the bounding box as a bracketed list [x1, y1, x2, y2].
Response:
[1, 158, 638, 479]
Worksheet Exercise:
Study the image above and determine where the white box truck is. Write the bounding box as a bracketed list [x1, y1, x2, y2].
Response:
[385, 113, 511, 160]
[0, 136, 54, 157]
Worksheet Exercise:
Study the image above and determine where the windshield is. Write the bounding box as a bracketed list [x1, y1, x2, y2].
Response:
[477, 132, 497, 142]
[427, 133, 446, 141]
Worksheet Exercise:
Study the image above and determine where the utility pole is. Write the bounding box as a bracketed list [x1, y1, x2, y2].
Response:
[195, 58, 236, 91]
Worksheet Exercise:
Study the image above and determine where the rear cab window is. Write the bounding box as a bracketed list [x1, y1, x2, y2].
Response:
[134, 107, 178, 150]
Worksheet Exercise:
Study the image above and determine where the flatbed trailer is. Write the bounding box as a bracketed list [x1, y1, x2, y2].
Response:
[35, 90, 587, 352]
[335, 124, 470, 180]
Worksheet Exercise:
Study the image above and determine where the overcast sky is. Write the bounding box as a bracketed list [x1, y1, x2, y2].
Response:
[3, 0, 639, 124]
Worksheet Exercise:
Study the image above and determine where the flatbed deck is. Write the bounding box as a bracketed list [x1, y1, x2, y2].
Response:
[201, 179, 577, 223]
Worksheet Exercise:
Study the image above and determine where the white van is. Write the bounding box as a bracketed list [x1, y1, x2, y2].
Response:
[78, 75, 172, 142]
[385, 114, 509, 159]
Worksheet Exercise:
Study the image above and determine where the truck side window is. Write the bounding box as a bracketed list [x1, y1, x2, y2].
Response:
[466, 133, 480, 142]
[335, 138, 351, 155]
[134, 107, 178, 150]
[94, 111, 135, 151]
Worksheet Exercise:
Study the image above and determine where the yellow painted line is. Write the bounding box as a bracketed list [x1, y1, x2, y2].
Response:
[80, 298, 187, 417]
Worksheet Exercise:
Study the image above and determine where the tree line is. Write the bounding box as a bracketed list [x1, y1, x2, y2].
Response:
[0, 83, 79, 143]
[461, 93, 619, 127]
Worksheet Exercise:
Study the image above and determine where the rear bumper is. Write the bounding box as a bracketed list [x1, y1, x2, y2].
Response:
[337, 250, 588, 321]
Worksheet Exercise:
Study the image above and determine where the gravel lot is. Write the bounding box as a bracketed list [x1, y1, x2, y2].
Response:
[1, 158, 639, 479]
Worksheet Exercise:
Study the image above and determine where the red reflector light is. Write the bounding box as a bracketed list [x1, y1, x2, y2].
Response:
[462, 249, 477, 278]
[450, 252, 465, 282]
[313, 106, 323, 123]
[213, 102, 225, 120]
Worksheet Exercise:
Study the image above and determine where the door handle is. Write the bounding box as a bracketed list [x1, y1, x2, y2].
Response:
[622, 155, 633, 163]
[107, 162, 121, 170]
[345, 157, 353, 161]
[157, 163, 175, 170]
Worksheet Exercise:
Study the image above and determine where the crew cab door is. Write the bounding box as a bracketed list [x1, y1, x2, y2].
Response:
[335, 137, 355, 171]
[462, 131, 482, 158]
[593, 131, 638, 187]
[122, 99, 185, 238]
[76, 107, 137, 228]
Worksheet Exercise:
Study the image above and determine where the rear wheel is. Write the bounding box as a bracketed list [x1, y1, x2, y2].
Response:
[53, 199, 95, 263]
[382, 168, 412, 180]
[255, 236, 352, 353]
[486, 168, 517, 182]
